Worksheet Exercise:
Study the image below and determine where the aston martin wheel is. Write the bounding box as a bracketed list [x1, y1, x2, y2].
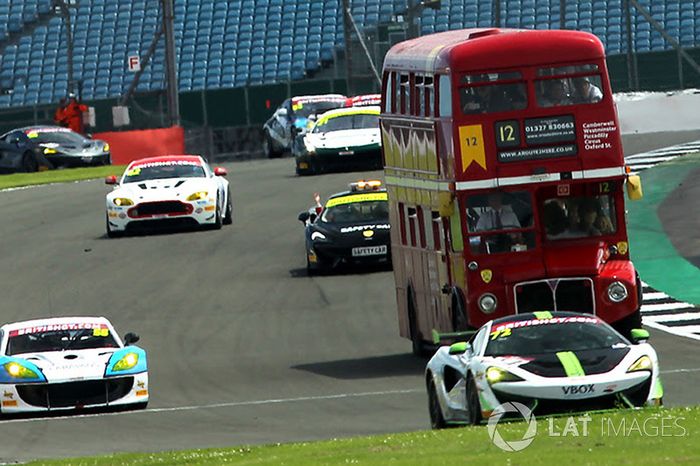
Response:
[465, 376, 483, 426]
[223, 189, 233, 225]
[428, 380, 447, 429]
[106, 214, 121, 238]
[212, 199, 223, 230]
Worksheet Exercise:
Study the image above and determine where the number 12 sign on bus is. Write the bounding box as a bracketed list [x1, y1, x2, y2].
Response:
[379, 28, 644, 355]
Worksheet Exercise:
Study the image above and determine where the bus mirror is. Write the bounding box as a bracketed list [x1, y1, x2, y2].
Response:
[438, 192, 454, 217]
[626, 175, 643, 201]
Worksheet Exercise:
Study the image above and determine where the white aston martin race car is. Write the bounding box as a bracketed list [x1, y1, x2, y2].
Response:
[426, 311, 663, 428]
[0, 317, 148, 415]
[105, 155, 232, 236]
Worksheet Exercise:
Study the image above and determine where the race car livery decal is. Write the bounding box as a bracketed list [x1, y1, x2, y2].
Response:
[339, 223, 391, 233]
[315, 107, 380, 127]
[25, 128, 72, 137]
[556, 351, 586, 377]
[130, 160, 202, 170]
[325, 192, 388, 208]
[491, 316, 599, 335]
[9, 322, 108, 336]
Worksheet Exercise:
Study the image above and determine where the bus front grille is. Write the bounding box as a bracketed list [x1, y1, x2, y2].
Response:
[514, 278, 594, 314]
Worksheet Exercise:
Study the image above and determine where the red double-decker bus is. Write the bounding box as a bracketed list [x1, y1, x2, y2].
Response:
[379, 28, 644, 354]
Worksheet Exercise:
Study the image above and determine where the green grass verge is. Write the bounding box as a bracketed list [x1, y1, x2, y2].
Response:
[26, 406, 700, 465]
[0, 165, 126, 190]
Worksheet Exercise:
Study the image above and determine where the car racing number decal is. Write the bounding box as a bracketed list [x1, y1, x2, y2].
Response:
[93, 328, 110, 337]
[490, 327, 512, 340]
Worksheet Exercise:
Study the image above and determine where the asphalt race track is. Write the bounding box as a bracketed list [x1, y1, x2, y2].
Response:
[0, 147, 699, 462]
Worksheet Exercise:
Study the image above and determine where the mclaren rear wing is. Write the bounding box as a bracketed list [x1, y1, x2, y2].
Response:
[431, 329, 478, 345]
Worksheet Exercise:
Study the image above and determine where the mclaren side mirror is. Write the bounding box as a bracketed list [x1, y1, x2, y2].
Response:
[123, 332, 140, 345]
[448, 341, 472, 355]
[298, 211, 310, 223]
[214, 167, 228, 177]
[105, 175, 118, 185]
[630, 328, 650, 344]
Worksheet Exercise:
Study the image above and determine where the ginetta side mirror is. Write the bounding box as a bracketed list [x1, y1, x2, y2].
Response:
[123, 332, 140, 345]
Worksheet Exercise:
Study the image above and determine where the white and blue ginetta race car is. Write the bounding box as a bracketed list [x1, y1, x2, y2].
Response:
[0, 317, 148, 416]
[426, 311, 663, 428]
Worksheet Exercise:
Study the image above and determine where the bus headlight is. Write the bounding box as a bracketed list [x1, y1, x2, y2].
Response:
[478, 293, 497, 314]
[607, 281, 628, 303]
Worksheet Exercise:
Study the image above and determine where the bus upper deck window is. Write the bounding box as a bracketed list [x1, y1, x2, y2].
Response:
[438, 75, 452, 117]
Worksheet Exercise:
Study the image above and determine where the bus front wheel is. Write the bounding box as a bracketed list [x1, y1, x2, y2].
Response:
[451, 292, 469, 332]
[408, 289, 429, 357]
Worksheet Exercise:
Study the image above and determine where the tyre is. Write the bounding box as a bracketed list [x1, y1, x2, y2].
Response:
[451, 293, 469, 332]
[306, 251, 329, 276]
[212, 198, 223, 230]
[408, 290, 429, 357]
[613, 309, 642, 341]
[263, 133, 281, 158]
[106, 214, 121, 238]
[223, 189, 233, 225]
[21, 152, 38, 172]
[465, 376, 483, 425]
[427, 379, 447, 429]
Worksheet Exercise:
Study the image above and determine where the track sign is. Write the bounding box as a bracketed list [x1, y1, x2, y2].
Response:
[128, 55, 140, 72]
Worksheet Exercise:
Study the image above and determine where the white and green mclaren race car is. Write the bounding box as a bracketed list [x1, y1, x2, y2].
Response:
[294, 106, 382, 175]
[426, 311, 663, 428]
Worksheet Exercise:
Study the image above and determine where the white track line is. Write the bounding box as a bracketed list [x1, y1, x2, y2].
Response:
[643, 320, 700, 341]
[644, 312, 700, 323]
[660, 367, 700, 374]
[641, 302, 696, 313]
[0, 388, 422, 424]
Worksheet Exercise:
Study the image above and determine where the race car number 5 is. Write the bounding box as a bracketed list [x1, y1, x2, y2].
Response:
[490, 327, 512, 340]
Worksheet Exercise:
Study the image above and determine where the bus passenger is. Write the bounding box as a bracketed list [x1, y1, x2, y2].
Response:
[572, 77, 603, 104]
[461, 85, 492, 113]
[476, 192, 521, 231]
[538, 79, 572, 107]
[574, 200, 613, 236]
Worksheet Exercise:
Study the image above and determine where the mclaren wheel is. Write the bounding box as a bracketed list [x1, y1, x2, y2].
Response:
[465, 376, 483, 426]
[428, 379, 447, 429]
[22, 152, 39, 172]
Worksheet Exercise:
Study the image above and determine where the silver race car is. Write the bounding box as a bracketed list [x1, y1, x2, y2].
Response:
[426, 311, 663, 428]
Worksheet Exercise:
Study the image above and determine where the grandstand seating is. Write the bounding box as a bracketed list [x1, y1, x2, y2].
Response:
[0, 0, 699, 109]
